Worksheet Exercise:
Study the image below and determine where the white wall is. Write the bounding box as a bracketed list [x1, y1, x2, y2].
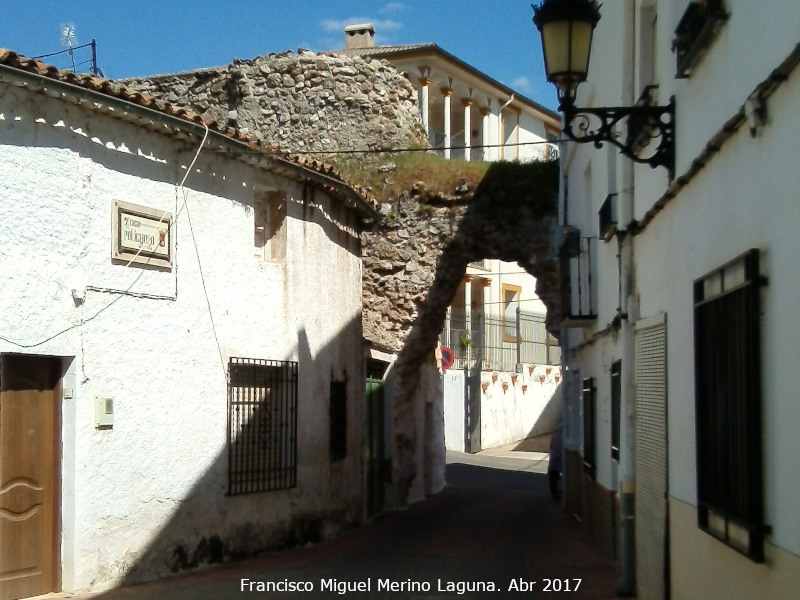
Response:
[386, 54, 558, 163]
[442, 364, 562, 452]
[466, 258, 548, 317]
[560, 1, 800, 595]
[479, 365, 562, 449]
[0, 82, 364, 591]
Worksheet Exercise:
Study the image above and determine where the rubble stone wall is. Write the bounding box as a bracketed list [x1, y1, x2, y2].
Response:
[124, 51, 463, 353]
[122, 50, 428, 154]
[363, 192, 468, 352]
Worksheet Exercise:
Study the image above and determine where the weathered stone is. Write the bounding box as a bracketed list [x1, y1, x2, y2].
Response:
[123, 50, 427, 159]
[122, 56, 558, 510]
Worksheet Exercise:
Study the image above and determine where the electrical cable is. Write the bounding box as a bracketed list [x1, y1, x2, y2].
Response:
[32, 42, 94, 60]
[209, 137, 559, 158]
[0, 123, 210, 349]
[0, 275, 142, 349]
[183, 191, 227, 379]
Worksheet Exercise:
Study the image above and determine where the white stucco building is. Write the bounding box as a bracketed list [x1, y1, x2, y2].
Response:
[341, 24, 561, 162]
[551, 1, 800, 599]
[0, 49, 376, 599]
[441, 259, 562, 452]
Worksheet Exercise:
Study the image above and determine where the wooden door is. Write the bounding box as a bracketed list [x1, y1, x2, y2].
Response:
[0, 354, 61, 600]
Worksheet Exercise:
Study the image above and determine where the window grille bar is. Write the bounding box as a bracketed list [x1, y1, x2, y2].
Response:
[694, 249, 764, 561]
[228, 357, 298, 495]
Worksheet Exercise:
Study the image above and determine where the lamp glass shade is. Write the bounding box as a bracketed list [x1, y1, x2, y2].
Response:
[541, 18, 595, 96]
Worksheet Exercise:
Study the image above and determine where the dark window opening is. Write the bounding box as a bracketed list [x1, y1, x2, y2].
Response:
[611, 361, 621, 462]
[694, 248, 765, 562]
[330, 380, 347, 461]
[228, 358, 298, 495]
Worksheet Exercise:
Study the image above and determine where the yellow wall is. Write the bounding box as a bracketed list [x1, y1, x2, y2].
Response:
[670, 498, 800, 600]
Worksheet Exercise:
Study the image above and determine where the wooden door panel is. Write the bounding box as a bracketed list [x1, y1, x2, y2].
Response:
[0, 355, 61, 600]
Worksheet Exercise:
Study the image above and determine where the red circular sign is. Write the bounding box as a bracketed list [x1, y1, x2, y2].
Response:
[440, 347, 454, 371]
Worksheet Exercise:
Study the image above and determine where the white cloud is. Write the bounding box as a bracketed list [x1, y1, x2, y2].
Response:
[510, 76, 532, 92]
[320, 17, 404, 33]
[380, 2, 406, 14]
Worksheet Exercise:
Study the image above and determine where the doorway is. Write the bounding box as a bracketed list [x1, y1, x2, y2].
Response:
[0, 354, 63, 600]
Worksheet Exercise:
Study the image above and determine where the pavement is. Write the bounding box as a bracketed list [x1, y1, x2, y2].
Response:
[53, 440, 619, 600]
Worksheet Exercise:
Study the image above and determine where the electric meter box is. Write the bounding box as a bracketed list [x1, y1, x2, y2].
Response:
[95, 396, 114, 428]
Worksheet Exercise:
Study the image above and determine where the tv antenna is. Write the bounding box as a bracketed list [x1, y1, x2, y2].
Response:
[59, 22, 77, 72]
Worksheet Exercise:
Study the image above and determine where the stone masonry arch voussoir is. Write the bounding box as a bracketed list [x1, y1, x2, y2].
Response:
[390, 160, 560, 504]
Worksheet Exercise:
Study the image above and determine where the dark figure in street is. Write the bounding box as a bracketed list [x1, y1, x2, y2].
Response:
[548, 428, 563, 501]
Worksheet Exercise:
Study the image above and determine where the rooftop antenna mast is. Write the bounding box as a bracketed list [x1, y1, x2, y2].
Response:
[59, 22, 77, 72]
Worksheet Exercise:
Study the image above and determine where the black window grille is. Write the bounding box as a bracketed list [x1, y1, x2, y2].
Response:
[329, 380, 347, 461]
[582, 377, 597, 478]
[673, 0, 729, 78]
[611, 361, 621, 462]
[560, 234, 598, 325]
[228, 357, 298, 495]
[694, 249, 766, 562]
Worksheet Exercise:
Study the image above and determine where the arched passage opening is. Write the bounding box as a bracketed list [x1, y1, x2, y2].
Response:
[385, 160, 561, 504]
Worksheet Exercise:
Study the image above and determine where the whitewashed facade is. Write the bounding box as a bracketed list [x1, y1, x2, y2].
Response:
[441, 259, 561, 452]
[556, 1, 800, 598]
[342, 24, 561, 162]
[0, 53, 372, 597]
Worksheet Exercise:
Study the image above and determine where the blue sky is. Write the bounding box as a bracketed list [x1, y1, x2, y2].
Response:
[1, 0, 557, 109]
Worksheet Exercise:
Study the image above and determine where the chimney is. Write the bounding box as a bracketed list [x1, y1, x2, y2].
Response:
[344, 23, 375, 49]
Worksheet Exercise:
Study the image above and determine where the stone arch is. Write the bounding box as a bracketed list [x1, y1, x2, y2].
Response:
[389, 160, 561, 504]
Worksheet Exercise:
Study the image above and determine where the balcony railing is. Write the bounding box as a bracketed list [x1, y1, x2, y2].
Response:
[560, 234, 598, 327]
[673, 0, 729, 78]
[440, 311, 560, 372]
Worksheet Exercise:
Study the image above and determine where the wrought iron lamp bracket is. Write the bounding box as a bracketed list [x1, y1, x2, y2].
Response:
[560, 96, 675, 177]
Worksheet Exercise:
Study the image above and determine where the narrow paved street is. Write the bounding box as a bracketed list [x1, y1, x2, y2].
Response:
[64, 445, 618, 599]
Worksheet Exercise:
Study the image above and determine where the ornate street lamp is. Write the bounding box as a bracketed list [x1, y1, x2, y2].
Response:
[533, 0, 675, 176]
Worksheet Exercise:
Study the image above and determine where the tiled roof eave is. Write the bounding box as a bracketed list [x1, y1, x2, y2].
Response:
[0, 49, 378, 224]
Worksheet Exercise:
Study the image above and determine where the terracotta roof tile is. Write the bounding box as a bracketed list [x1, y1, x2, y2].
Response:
[0, 48, 377, 218]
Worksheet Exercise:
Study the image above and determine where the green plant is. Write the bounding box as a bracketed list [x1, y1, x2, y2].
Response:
[459, 331, 472, 350]
[330, 152, 490, 203]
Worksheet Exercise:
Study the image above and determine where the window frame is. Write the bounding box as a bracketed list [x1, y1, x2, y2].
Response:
[693, 248, 766, 562]
[501, 283, 522, 344]
[227, 357, 298, 495]
[610, 361, 621, 462]
[254, 189, 287, 262]
[582, 377, 597, 479]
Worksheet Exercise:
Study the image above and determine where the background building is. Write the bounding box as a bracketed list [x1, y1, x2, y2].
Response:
[342, 23, 561, 162]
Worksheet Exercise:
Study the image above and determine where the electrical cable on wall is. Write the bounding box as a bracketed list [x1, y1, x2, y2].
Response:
[0, 122, 210, 349]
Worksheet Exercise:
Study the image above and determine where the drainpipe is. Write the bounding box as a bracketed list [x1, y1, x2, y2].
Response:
[617, 1, 637, 596]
